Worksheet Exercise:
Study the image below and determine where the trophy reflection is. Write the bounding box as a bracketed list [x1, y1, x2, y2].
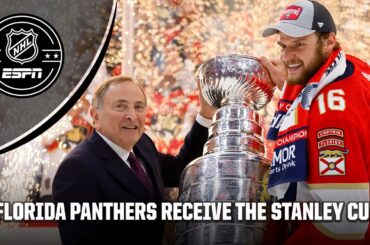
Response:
[175, 54, 274, 245]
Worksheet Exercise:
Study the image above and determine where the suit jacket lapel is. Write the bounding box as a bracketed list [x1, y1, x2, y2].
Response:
[134, 139, 164, 201]
[89, 131, 152, 200]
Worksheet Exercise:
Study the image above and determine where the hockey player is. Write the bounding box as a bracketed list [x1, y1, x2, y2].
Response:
[260, 0, 370, 244]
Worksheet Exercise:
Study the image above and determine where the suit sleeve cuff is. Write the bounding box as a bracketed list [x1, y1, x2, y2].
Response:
[196, 113, 213, 128]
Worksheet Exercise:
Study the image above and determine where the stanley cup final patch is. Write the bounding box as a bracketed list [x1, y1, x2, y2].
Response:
[280, 6, 302, 20]
[317, 128, 348, 176]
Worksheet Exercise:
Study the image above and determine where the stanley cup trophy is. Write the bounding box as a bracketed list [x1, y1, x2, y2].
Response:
[175, 54, 275, 245]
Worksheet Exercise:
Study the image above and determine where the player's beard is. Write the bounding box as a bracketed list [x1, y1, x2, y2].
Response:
[285, 42, 328, 85]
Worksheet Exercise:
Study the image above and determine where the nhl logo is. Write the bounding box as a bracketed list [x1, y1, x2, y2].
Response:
[6, 28, 38, 65]
[0, 14, 63, 98]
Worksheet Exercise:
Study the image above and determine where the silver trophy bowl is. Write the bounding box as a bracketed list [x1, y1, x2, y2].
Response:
[175, 55, 274, 245]
[198, 54, 274, 110]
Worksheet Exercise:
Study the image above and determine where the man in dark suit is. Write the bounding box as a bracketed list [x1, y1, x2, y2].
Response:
[52, 75, 215, 245]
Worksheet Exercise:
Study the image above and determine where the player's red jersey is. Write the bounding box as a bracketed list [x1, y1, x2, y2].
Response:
[287, 54, 370, 244]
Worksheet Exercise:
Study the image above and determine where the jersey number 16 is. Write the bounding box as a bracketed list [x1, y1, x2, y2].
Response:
[317, 89, 346, 115]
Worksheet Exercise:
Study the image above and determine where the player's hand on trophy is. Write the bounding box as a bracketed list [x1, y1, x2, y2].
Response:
[197, 79, 216, 120]
[260, 56, 286, 90]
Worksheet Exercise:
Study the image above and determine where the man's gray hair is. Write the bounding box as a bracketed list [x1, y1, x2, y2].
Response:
[91, 75, 147, 109]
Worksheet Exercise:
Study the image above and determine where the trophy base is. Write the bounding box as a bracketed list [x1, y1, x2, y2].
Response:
[179, 152, 263, 198]
[175, 222, 267, 245]
[177, 152, 269, 244]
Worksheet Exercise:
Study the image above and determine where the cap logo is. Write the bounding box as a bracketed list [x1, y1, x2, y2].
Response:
[280, 6, 302, 20]
[317, 22, 324, 28]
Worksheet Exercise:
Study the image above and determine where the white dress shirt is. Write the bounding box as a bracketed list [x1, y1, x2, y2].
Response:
[96, 131, 134, 169]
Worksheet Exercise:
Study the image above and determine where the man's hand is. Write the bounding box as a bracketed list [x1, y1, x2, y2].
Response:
[260, 56, 286, 90]
[197, 80, 216, 120]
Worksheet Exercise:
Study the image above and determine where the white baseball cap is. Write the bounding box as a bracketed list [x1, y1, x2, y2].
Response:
[262, 0, 337, 38]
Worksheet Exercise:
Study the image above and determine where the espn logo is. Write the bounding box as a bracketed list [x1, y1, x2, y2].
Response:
[2, 68, 42, 79]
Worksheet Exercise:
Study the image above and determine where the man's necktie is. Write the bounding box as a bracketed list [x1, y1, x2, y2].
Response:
[128, 152, 154, 195]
